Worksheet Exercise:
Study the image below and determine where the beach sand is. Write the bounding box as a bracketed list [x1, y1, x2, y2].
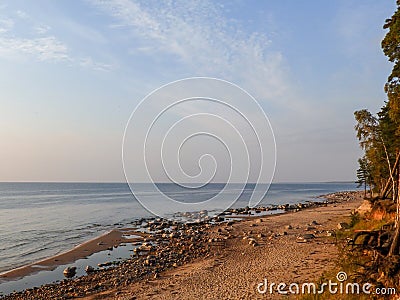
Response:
[0, 229, 146, 280]
[1, 192, 363, 299]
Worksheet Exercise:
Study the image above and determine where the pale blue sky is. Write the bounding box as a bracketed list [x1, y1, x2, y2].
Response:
[0, 0, 395, 182]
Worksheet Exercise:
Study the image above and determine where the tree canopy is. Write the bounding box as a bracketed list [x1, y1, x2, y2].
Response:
[354, 1, 400, 199]
[382, 0, 400, 131]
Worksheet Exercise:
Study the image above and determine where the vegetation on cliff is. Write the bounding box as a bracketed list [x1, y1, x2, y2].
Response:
[351, 0, 400, 294]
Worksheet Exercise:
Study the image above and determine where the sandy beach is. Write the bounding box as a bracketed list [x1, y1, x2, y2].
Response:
[1, 191, 363, 299]
[0, 229, 146, 281]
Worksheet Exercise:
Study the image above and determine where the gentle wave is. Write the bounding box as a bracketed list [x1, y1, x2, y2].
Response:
[0, 182, 359, 273]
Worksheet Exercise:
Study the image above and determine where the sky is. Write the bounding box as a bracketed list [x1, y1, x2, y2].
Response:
[0, 0, 396, 183]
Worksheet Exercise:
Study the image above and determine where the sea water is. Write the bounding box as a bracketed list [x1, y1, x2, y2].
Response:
[0, 182, 359, 274]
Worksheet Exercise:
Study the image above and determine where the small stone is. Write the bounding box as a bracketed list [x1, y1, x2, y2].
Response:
[248, 238, 258, 246]
[337, 222, 350, 230]
[85, 265, 94, 274]
[296, 237, 307, 243]
[302, 233, 315, 240]
[326, 231, 335, 237]
[63, 266, 76, 278]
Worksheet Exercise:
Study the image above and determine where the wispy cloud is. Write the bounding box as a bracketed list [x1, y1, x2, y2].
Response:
[0, 18, 14, 34]
[0, 9, 68, 62]
[34, 24, 51, 35]
[15, 10, 29, 19]
[0, 9, 112, 71]
[90, 0, 289, 101]
[0, 36, 69, 61]
[79, 57, 114, 71]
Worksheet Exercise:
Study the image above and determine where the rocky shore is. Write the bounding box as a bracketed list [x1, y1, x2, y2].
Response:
[0, 191, 363, 299]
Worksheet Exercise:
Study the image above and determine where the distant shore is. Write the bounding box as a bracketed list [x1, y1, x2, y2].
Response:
[0, 191, 363, 299]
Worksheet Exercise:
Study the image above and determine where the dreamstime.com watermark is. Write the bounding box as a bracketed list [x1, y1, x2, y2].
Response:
[256, 271, 397, 296]
[122, 77, 276, 218]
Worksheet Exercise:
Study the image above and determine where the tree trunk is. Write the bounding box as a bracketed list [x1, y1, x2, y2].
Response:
[364, 180, 367, 198]
[369, 180, 373, 199]
[381, 152, 400, 199]
[389, 160, 400, 256]
[398, 162, 400, 227]
[389, 225, 400, 256]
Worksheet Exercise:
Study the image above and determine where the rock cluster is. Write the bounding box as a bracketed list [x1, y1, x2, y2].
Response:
[1, 193, 359, 299]
[3, 221, 212, 299]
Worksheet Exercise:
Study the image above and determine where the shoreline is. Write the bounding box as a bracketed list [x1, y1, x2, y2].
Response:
[0, 229, 146, 281]
[0, 191, 363, 299]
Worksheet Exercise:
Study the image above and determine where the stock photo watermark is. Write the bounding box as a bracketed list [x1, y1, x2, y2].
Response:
[122, 77, 276, 218]
[256, 271, 396, 296]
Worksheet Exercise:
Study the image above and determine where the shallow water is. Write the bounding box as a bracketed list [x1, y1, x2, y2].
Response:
[0, 182, 359, 275]
[0, 243, 136, 295]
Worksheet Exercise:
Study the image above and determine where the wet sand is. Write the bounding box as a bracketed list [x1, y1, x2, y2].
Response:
[0, 229, 146, 280]
[87, 192, 363, 299]
[1, 191, 364, 299]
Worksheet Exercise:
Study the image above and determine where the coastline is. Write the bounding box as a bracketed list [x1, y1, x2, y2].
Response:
[0, 191, 363, 299]
[0, 229, 146, 281]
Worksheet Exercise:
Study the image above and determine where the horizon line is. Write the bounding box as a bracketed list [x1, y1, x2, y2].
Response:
[0, 180, 357, 184]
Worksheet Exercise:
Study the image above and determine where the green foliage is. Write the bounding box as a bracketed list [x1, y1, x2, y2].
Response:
[353, 1, 400, 196]
[349, 213, 360, 228]
[353, 107, 395, 193]
[356, 157, 371, 196]
[382, 1, 400, 131]
[378, 102, 400, 155]
[354, 109, 378, 150]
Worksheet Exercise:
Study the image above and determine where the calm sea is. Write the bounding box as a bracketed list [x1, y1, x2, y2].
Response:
[0, 182, 359, 274]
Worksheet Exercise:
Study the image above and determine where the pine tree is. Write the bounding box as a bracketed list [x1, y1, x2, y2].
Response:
[356, 157, 371, 198]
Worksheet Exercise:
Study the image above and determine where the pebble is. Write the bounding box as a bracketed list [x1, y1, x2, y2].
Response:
[2, 192, 357, 299]
[63, 266, 76, 278]
[337, 222, 350, 230]
[303, 233, 315, 239]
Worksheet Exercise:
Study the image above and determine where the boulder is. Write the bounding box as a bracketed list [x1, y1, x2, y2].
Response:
[63, 266, 76, 278]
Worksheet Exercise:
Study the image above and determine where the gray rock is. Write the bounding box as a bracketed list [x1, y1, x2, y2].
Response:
[302, 233, 315, 240]
[63, 266, 76, 278]
[305, 226, 316, 231]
